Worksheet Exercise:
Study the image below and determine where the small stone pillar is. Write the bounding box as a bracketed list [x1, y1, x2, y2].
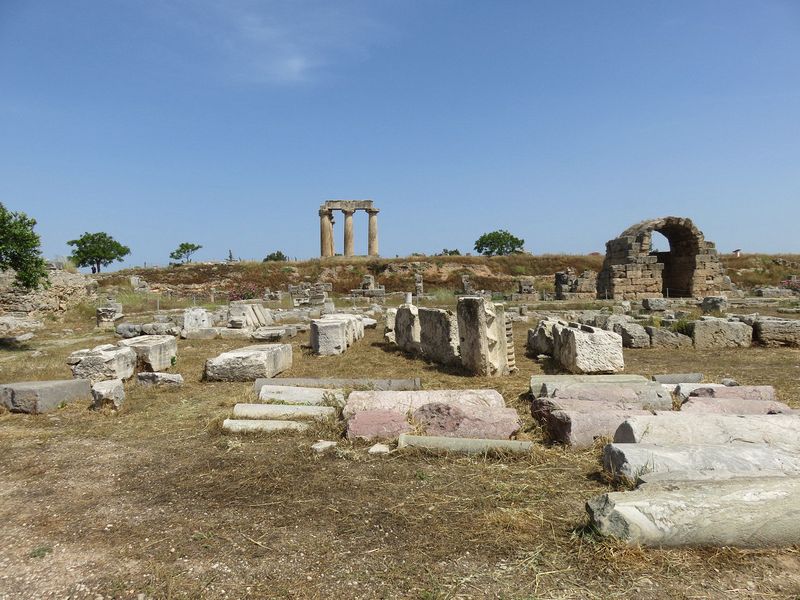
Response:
[367, 209, 380, 257]
[343, 210, 355, 257]
[319, 209, 334, 257]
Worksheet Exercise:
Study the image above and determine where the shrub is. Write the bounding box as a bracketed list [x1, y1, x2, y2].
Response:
[264, 251, 288, 262]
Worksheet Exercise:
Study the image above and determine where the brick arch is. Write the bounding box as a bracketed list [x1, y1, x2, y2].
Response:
[597, 216, 727, 300]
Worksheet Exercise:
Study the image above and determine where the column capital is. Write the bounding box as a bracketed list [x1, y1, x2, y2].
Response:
[366, 208, 380, 215]
[342, 208, 356, 216]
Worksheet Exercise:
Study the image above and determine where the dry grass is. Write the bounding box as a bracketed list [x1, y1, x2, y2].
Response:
[1, 310, 800, 599]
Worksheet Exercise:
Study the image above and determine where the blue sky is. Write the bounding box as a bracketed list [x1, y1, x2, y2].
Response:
[1, 1, 799, 268]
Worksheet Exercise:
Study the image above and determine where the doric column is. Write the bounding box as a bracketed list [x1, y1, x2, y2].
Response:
[367, 208, 380, 257]
[343, 209, 355, 256]
[328, 212, 335, 257]
[319, 209, 333, 257]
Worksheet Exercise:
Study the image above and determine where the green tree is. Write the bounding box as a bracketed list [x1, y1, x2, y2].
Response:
[263, 250, 288, 262]
[438, 248, 461, 256]
[67, 232, 130, 273]
[473, 230, 525, 256]
[169, 242, 202, 264]
[0, 202, 48, 289]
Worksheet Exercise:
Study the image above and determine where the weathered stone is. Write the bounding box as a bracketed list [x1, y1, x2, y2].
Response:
[675, 383, 724, 401]
[346, 409, 412, 440]
[67, 344, 136, 384]
[534, 400, 652, 448]
[0, 379, 91, 414]
[614, 413, 800, 453]
[254, 377, 421, 392]
[701, 296, 728, 314]
[218, 328, 254, 340]
[383, 308, 397, 344]
[204, 344, 292, 381]
[753, 318, 800, 347]
[603, 442, 800, 482]
[118, 335, 177, 372]
[457, 297, 510, 376]
[368, 443, 391, 455]
[136, 372, 184, 387]
[183, 307, 211, 332]
[394, 305, 421, 354]
[343, 389, 505, 419]
[310, 319, 346, 355]
[587, 477, 800, 547]
[233, 403, 336, 420]
[412, 402, 520, 439]
[397, 434, 533, 454]
[692, 319, 752, 349]
[646, 326, 693, 349]
[182, 328, 219, 340]
[222, 419, 308, 433]
[642, 298, 668, 311]
[681, 396, 793, 414]
[530, 374, 648, 396]
[652, 373, 703, 384]
[526, 318, 565, 356]
[115, 323, 143, 338]
[140, 322, 181, 336]
[554, 324, 624, 374]
[311, 440, 337, 453]
[91, 379, 125, 410]
[96, 302, 123, 328]
[541, 382, 671, 409]
[251, 327, 287, 341]
[613, 321, 650, 348]
[688, 385, 776, 402]
[258, 385, 345, 406]
[418, 307, 460, 366]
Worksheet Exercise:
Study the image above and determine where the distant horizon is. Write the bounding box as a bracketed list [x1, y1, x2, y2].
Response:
[2, 1, 798, 267]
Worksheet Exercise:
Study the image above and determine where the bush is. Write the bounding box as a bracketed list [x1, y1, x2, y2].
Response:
[671, 319, 694, 337]
[264, 251, 288, 262]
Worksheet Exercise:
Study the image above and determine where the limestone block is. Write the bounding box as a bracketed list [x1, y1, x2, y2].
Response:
[222, 419, 308, 433]
[613, 321, 650, 348]
[251, 327, 287, 341]
[346, 409, 413, 440]
[681, 397, 793, 415]
[530, 374, 647, 397]
[645, 326, 692, 349]
[232, 403, 336, 420]
[526, 317, 565, 356]
[394, 305, 421, 354]
[203, 344, 292, 381]
[541, 382, 671, 409]
[383, 308, 397, 344]
[182, 328, 219, 340]
[554, 324, 624, 374]
[675, 383, 725, 402]
[603, 442, 800, 482]
[397, 434, 533, 454]
[140, 322, 181, 336]
[343, 389, 505, 419]
[701, 296, 728, 314]
[183, 307, 211, 332]
[258, 385, 345, 406]
[115, 323, 143, 338]
[688, 385, 776, 402]
[254, 377, 421, 392]
[533, 399, 651, 447]
[457, 297, 509, 376]
[118, 335, 177, 371]
[614, 413, 800, 453]
[587, 477, 800, 547]
[310, 319, 347, 355]
[412, 402, 520, 439]
[0, 379, 91, 413]
[692, 319, 752, 349]
[418, 307, 460, 366]
[137, 372, 184, 387]
[642, 298, 668, 311]
[67, 344, 137, 384]
[652, 373, 703, 384]
[91, 379, 125, 410]
[753, 318, 800, 347]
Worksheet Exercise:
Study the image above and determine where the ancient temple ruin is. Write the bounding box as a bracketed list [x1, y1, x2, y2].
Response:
[319, 200, 379, 257]
[596, 217, 728, 300]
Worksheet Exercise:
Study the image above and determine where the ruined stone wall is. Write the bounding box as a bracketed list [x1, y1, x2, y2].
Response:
[0, 268, 97, 316]
[596, 217, 728, 300]
[555, 269, 597, 300]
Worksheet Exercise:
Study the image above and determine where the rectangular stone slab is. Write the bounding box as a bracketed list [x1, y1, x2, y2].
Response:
[530, 374, 647, 397]
[688, 385, 776, 402]
[257, 385, 345, 406]
[603, 442, 800, 482]
[680, 397, 794, 415]
[118, 335, 177, 371]
[0, 379, 91, 414]
[343, 389, 505, 419]
[222, 419, 309, 433]
[586, 477, 800, 547]
[541, 382, 671, 410]
[232, 403, 336, 420]
[652, 373, 703, 384]
[543, 407, 651, 448]
[614, 413, 800, 453]
[253, 378, 422, 392]
[397, 434, 533, 454]
[204, 344, 292, 381]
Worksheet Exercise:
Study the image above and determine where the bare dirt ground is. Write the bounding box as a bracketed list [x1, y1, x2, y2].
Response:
[2, 314, 800, 600]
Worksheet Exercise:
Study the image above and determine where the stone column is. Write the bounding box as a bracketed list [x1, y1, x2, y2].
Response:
[367, 208, 379, 257]
[343, 209, 355, 256]
[319, 209, 333, 257]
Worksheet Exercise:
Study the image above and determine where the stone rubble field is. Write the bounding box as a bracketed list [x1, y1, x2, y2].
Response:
[1, 294, 800, 599]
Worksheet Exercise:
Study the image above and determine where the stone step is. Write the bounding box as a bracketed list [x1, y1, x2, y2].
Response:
[233, 403, 336, 420]
[397, 434, 533, 454]
[222, 419, 309, 433]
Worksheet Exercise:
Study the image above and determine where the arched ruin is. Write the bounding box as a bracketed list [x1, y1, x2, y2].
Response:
[596, 216, 728, 300]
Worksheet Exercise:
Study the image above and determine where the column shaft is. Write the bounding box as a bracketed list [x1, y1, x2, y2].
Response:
[368, 210, 379, 256]
[343, 210, 355, 256]
[319, 211, 333, 257]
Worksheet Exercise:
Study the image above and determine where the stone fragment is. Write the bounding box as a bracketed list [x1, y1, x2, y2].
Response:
[183, 307, 211, 332]
[412, 402, 520, 439]
[646, 327, 693, 349]
[721, 378, 739, 386]
[457, 297, 510, 376]
[346, 409, 412, 440]
[233, 403, 336, 420]
[652, 373, 703, 384]
[614, 321, 650, 348]
[397, 434, 533, 454]
[136, 372, 184, 387]
[529, 374, 647, 397]
[368, 443, 391, 455]
[258, 385, 345, 406]
[203, 344, 292, 381]
[115, 323, 143, 338]
[554, 324, 624, 374]
[526, 318, 565, 356]
[67, 344, 137, 384]
[218, 328, 253, 340]
[541, 382, 671, 409]
[182, 328, 219, 340]
[394, 305, 422, 354]
[681, 397, 793, 414]
[642, 298, 668, 311]
[752, 318, 800, 347]
[418, 307, 460, 366]
[603, 442, 800, 482]
[222, 419, 308, 433]
[118, 335, 177, 372]
[586, 477, 800, 547]
[311, 440, 337, 453]
[535, 401, 651, 448]
[251, 327, 287, 341]
[343, 389, 505, 419]
[0, 379, 91, 414]
[675, 383, 724, 402]
[614, 413, 800, 453]
[254, 377, 421, 392]
[96, 302, 123, 328]
[701, 296, 728, 314]
[688, 385, 776, 402]
[692, 319, 752, 349]
[383, 308, 397, 344]
[91, 379, 125, 410]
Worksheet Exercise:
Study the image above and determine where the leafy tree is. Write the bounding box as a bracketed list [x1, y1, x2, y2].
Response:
[263, 250, 288, 262]
[170, 242, 202, 264]
[473, 230, 525, 256]
[438, 248, 461, 256]
[0, 202, 48, 289]
[67, 232, 130, 273]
